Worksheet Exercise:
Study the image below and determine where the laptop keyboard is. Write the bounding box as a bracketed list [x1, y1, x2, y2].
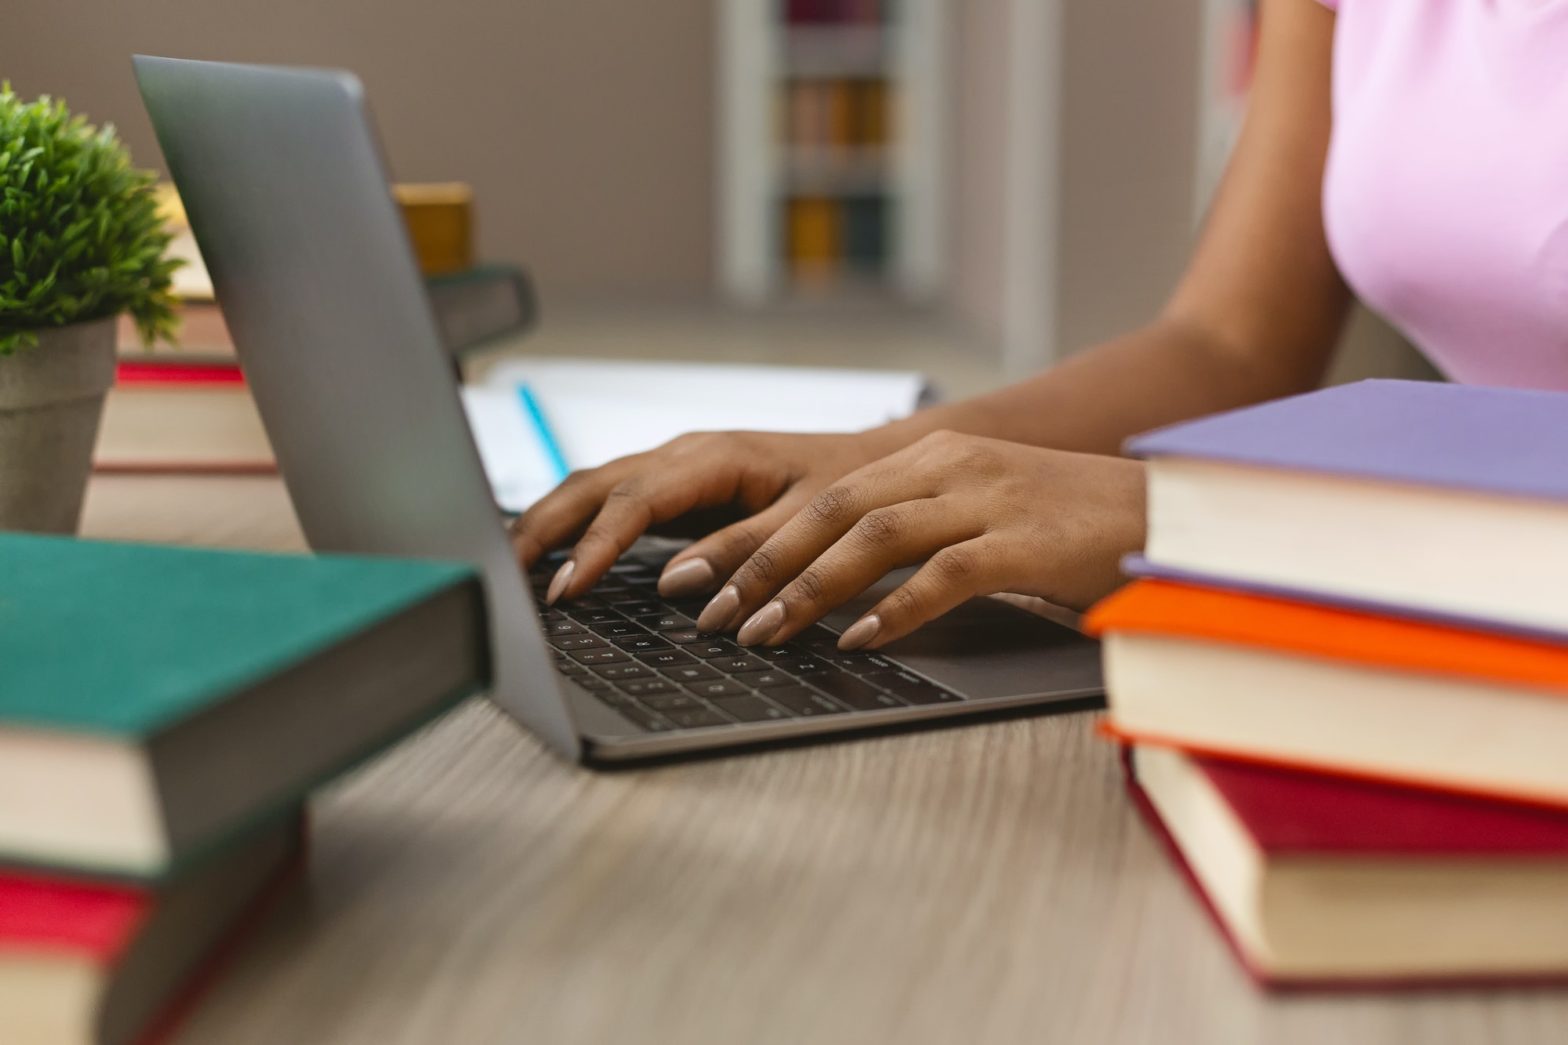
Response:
[529, 549, 963, 734]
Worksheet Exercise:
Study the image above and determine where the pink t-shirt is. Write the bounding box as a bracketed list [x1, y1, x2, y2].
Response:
[1318, 1, 1568, 388]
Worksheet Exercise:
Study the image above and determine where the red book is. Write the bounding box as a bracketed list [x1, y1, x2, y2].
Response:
[1125, 744, 1568, 988]
[0, 815, 304, 1045]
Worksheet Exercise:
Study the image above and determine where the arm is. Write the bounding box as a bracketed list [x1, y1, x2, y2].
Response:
[875, 0, 1349, 456]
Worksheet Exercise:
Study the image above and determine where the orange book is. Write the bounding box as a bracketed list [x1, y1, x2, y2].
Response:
[825, 81, 855, 150]
[1088, 580, 1568, 809]
[786, 197, 842, 285]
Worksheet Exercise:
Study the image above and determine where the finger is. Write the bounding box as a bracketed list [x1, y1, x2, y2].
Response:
[704, 462, 939, 631]
[510, 466, 625, 570]
[551, 472, 719, 601]
[732, 499, 976, 646]
[838, 537, 1005, 651]
[657, 495, 807, 599]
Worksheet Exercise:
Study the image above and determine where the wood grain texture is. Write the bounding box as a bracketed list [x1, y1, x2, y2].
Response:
[81, 474, 1568, 1045]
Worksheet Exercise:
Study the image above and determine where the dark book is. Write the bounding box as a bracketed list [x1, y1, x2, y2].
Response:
[842, 195, 889, 273]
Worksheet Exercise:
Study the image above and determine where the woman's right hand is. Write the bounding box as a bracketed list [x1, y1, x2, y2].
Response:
[510, 429, 898, 604]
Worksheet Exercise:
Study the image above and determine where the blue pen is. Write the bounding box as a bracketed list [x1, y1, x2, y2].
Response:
[517, 382, 571, 483]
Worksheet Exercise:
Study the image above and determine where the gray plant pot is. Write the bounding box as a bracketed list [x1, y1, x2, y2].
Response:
[0, 317, 118, 534]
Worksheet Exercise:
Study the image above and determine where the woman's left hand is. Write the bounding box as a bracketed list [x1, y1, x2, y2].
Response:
[691, 430, 1148, 651]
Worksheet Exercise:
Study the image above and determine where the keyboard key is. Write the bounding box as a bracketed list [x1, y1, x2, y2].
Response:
[710, 655, 770, 674]
[688, 640, 743, 660]
[662, 664, 721, 683]
[712, 694, 791, 723]
[593, 663, 653, 681]
[607, 562, 645, 575]
[612, 634, 674, 653]
[662, 629, 707, 645]
[621, 679, 678, 698]
[639, 691, 704, 711]
[773, 657, 832, 675]
[589, 620, 643, 638]
[810, 673, 904, 711]
[636, 649, 698, 669]
[611, 600, 663, 618]
[751, 646, 799, 661]
[683, 679, 751, 699]
[557, 660, 587, 676]
[611, 702, 674, 733]
[551, 635, 607, 652]
[572, 676, 613, 691]
[637, 613, 695, 632]
[569, 647, 630, 666]
[567, 607, 623, 625]
[746, 672, 795, 689]
[543, 620, 584, 637]
[662, 707, 733, 730]
[831, 652, 899, 674]
[765, 685, 847, 717]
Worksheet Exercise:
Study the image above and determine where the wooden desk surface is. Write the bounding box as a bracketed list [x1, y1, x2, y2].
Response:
[82, 475, 1568, 1045]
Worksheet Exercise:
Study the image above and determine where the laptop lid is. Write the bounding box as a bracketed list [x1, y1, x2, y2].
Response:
[133, 55, 580, 758]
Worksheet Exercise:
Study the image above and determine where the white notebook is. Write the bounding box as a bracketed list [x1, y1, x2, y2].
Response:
[461, 358, 929, 512]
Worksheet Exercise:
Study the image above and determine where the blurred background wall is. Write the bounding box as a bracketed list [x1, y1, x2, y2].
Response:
[3, 0, 718, 303]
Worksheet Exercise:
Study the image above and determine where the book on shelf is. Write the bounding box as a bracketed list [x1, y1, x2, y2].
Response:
[784, 196, 844, 283]
[1125, 744, 1568, 986]
[0, 533, 489, 880]
[0, 813, 305, 1045]
[1131, 379, 1568, 636]
[784, 0, 891, 25]
[1088, 579, 1568, 809]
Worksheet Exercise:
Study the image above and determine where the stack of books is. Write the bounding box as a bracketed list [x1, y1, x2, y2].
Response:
[1087, 379, 1568, 987]
[102, 185, 535, 474]
[0, 534, 490, 1043]
[777, 0, 894, 287]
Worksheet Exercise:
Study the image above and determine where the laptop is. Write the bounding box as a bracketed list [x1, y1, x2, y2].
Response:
[133, 56, 1103, 764]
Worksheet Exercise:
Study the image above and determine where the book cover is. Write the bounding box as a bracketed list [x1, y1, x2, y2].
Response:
[1127, 379, 1568, 503]
[0, 534, 476, 737]
[1085, 578, 1568, 696]
[1122, 554, 1568, 644]
[1123, 747, 1568, 989]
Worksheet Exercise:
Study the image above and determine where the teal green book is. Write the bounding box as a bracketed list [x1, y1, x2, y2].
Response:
[0, 533, 489, 881]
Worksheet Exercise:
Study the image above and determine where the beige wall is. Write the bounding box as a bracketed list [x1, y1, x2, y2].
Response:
[4, 0, 716, 302]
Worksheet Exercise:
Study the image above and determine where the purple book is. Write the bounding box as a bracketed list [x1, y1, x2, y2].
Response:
[1128, 379, 1568, 503]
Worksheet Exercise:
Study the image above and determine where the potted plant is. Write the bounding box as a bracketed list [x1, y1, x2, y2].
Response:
[0, 83, 178, 533]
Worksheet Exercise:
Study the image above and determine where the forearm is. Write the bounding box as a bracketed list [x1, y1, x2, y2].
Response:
[869, 315, 1329, 458]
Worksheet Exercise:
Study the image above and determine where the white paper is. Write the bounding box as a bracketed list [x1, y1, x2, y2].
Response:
[461, 357, 927, 512]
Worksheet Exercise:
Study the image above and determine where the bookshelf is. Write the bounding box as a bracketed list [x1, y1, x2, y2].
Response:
[717, 0, 946, 304]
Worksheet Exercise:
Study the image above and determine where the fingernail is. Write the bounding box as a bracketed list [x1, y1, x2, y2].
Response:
[838, 614, 881, 651]
[737, 600, 786, 646]
[659, 557, 716, 597]
[545, 560, 576, 605]
[696, 584, 742, 632]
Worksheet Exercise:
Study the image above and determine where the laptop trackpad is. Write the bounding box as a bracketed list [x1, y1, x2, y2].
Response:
[818, 570, 1104, 701]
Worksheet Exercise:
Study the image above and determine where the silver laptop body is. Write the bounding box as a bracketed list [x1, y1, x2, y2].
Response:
[133, 56, 1102, 764]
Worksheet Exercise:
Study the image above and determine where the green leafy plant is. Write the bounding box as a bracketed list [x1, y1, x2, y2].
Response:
[0, 83, 180, 356]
